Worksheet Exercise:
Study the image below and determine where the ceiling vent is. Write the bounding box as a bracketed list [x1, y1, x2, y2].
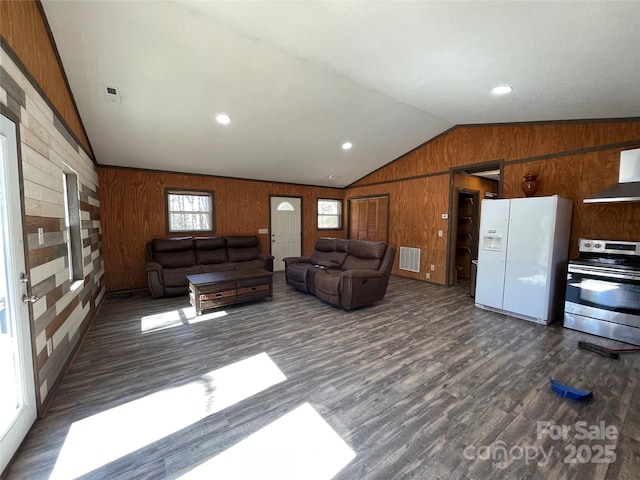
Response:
[103, 84, 120, 103]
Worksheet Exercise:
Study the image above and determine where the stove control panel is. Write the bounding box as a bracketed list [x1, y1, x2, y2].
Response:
[579, 238, 640, 256]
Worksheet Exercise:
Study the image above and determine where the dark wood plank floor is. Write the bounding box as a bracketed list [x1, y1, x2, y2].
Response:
[6, 274, 640, 479]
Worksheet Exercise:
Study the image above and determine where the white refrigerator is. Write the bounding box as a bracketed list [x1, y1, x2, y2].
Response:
[475, 195, 572, 325]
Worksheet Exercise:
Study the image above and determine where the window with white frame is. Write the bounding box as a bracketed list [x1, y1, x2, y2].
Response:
[165, 189, 215, 233]
[63, 172, 83, 282]
[317, 198, 342, 230]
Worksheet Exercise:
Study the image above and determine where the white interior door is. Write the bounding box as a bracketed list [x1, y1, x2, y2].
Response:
[270, 197, 301, 272]
[1, 114, 36, 474]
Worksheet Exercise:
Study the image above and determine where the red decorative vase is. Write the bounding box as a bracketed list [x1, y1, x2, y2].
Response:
[521, 172, 539, 197]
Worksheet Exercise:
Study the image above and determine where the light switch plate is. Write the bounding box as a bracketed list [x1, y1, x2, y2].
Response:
[38, 227, 44, 245]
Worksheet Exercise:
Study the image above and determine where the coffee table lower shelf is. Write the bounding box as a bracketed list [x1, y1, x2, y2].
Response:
[187, 269, 274, 315]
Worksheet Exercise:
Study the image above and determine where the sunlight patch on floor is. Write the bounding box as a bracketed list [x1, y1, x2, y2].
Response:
[177, 403, 356, 480]
[50, 352, 286, 479]
[140, 307, 227, 333]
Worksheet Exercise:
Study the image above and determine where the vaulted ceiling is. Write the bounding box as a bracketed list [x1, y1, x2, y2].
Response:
[42, 1, 640, 187]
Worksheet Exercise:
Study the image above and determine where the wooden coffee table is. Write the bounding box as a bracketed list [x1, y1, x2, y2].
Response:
[187, 268, 274, 315]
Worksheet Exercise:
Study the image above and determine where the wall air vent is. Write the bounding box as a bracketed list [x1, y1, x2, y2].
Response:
[103, 84, 120, 103]
[399, 246, 420, 273]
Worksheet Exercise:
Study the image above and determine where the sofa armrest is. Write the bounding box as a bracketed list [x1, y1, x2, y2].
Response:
[146, 262, 165, 298]
[259, 253, 274, 272]
[283, 256, 311, 267]
[146, 261, 164, 273]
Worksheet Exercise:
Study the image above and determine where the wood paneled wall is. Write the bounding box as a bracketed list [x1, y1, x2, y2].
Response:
[348, 121, 640, 285]
[503, 149, 640, 258]
[448, 174, 499, 284]
[352, 122, 640, 186]
[98, 167, 346, 291]
[348, 175, 450, 284]
[0, 0, 91, 154]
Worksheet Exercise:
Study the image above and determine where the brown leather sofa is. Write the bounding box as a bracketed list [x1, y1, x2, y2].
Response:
[284, 238, 396, 310]
[146, 236, 273, 297]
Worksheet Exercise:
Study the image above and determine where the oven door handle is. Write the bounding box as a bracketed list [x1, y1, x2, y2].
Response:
[568, 264, 640, 282]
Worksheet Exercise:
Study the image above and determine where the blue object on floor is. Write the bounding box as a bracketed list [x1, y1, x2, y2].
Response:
[549, 377, 593, 401]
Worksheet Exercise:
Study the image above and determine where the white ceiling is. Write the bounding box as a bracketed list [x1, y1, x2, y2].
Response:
[42, 1, 640, 188]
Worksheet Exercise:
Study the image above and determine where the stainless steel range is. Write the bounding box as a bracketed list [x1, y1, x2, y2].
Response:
[564, 239, 640, 346]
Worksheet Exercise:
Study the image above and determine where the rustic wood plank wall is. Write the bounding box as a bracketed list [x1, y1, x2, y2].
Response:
[348, 121, 640, 284]
[97, 167, 346, 291]
[0, 0, 91, 154]
[1, 45, 104, 411]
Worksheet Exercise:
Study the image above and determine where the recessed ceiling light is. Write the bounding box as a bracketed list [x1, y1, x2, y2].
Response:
[342, 142, 352, 150]
[215, 113, 231, 125]
[491, 85, 513, 95]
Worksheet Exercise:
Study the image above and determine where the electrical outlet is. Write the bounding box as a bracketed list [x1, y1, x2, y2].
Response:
[46, 338, 52, 357]
[430, 264, 435, 271]
[438, 230, 443, 237]
[441, 214, 448, 219]
[426, 272, 430, 279]
[258, 228, 269, 234]
[38, 227, 44, 245]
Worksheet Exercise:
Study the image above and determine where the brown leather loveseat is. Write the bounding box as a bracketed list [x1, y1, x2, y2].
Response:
[284, 238, 396, 310]
[146, 236, 273, 298]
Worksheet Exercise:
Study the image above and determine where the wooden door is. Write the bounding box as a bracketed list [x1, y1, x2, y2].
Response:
[348, 196, 389, 242]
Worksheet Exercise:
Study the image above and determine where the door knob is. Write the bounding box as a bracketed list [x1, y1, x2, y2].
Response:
[21, 294, 39, 304]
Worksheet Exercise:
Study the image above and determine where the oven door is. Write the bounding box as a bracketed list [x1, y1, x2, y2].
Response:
[565, 265, 640, 327]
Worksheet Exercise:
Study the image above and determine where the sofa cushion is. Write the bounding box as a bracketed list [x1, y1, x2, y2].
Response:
[163, 265, 202, 286]
[309, 237, 349, 265]
[232, 259, 265, 270]
[196, 249, 227, 264]
[314, 237, 337, 252]
[310, 250, 347, 266]
[342, 241, 386, 271]
[154, 250, 197, 268]
[194, 237, 228, 264]
[194, 237, 226, 250]
[314, 270, 342, 305]
[201, 263, 235, 274]
[150, 237, 197, 268]
[336, 239, 350, 252]
[226, 236, 259, 248]
[151, 237, 194, 253]
[348, 240, 386, 259]
[342, 256, 381, 271]
[227, 236, 260, 262]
